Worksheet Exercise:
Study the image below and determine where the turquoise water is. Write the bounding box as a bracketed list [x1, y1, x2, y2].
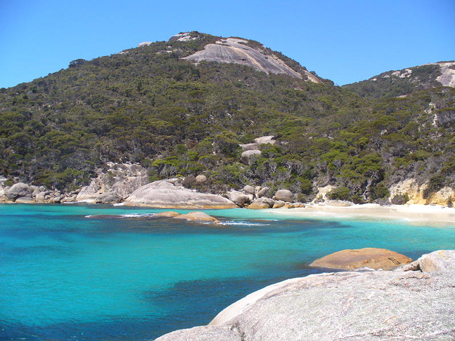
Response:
[1, 204, 454, 340]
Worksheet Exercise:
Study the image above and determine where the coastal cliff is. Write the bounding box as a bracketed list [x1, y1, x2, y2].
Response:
[156, 250, 455, 341]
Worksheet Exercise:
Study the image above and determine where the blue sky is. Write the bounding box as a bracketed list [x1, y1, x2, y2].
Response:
[1, 0, 454, 88]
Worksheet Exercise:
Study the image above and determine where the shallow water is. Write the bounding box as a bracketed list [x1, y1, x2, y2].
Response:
[1, 204, 454, 340]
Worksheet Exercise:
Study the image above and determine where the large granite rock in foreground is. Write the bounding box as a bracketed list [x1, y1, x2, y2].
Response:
[310, 248, 413, 270]
[125, 180, 237, 209]
[155, 250, 455, 341]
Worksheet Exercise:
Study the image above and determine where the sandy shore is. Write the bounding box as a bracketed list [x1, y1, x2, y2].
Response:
[268, 203, 455, 227]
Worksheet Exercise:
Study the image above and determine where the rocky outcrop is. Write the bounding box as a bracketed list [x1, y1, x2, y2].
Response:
[227, 191, 252, 207]
[173, 211, 220, 224]
[240, 136, 277, 165]
[403, 250, 455, 273]
[5, 182, 34, 201]
[434, 61, 455, 87]
[256, 187, 269, 198]
[182, 37, 320, 81]
[156, 326, 241, 341]
[310, 248, 413, 271]
[429, 186, 455, 206]
[313, 185, 336, 202]
[247, 198, 274, 209]
[240, 150, 261, 164]
[76, 162, 149, 203]
[253, 136, 276, 145]
[0, 185, 6, 202]
[155, 211, 181, 218]
[239, 143, 259, 151]
[273, 189, 294, 202]
[195, 175, 207, 183]
[156, 250, 455, 341]
[124, 180, 237, 209]
[242, 185, 256, 195]
[389, 178, 454, 207]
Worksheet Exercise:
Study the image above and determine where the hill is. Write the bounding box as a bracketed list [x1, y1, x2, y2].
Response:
[343, 61, 455, 98]
[0, 32, 454, 205]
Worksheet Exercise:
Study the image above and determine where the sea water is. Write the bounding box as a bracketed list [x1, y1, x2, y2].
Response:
[1, 204, 454, 340]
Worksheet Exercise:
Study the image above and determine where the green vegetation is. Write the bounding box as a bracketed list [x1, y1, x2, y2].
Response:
[343, 64, 443, 98]
[0, 33, 454, 202]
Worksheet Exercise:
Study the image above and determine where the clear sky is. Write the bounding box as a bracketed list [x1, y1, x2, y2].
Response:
[1, 0, 454, 88]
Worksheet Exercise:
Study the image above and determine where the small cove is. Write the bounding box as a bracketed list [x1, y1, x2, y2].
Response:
[1, 204, 454, 340]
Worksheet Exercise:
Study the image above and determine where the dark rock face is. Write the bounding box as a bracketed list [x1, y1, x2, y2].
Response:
[183, 38, 319, 82]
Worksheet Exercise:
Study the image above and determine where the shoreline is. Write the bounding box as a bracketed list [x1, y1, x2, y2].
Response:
[1, 201, 454, 227]
[267, 203, 455, 227]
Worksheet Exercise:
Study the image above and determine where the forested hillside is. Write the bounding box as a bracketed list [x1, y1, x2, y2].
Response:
[0, 32, 454, 203]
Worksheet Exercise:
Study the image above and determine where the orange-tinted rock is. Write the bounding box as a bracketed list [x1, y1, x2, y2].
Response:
[310, 248, 413, 270]
[155, 211, 180, 218]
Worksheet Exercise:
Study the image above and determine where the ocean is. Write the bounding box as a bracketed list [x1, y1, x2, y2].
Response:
[1, 204, 454, 340]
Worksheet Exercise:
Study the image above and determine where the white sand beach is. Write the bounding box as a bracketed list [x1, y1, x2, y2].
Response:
[268, 203, 455, 227]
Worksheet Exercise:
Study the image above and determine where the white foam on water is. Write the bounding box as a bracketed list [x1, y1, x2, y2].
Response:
[119, 213, 156, 218]
[221, 221, 270, 226]
[84, 213, 157, 219]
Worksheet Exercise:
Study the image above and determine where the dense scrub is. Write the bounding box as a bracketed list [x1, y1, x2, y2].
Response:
[0, 32, 454, 202]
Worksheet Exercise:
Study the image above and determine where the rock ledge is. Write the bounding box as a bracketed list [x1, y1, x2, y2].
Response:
[156, 250, 455, 341]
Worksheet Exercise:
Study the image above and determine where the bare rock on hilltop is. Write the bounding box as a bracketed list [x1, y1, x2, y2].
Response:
[183, 38, 312, 80]
[310, 248, 413, 271]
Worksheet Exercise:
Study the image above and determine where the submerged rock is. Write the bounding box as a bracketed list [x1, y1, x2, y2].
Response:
[155, 211, 181, 218]
[125, 180, 236, 209]
[310, 248, 413, 271]
[173, 211, 220, 224]
[156, 250, 455, 341]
